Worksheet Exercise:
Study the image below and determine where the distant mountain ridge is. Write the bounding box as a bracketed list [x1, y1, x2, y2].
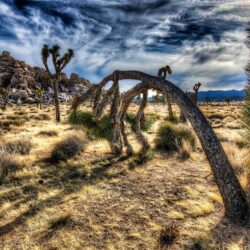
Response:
[147, 90, 245, 102]
[198, 90, 245, 102]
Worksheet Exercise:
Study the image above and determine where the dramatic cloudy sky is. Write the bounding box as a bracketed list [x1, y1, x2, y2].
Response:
[0, 0, 249, 91]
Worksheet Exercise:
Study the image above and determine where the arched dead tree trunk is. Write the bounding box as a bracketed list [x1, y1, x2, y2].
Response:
[93, 83, 116, 121]
[166, 93, 174, 121]
[75, 70, 248, 222]
[135, 89, 151, 153]
[180, 109, 187, 123]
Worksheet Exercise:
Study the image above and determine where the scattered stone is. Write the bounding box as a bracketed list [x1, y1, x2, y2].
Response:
[25, 97, 36, 104]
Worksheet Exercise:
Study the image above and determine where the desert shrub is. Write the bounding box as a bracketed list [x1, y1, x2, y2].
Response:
[2, 138, 33, 155]
[68, 111, 113, 141]
[68, 111, 95, 128]
[30, 113, 51, 121]
[0, 119, 26, 128]
[207, 113, 225, 120]
[0, 151, 22, 184]
[126, 112, 159, 132]
[51, 134, 85, 162]
[164, 112, 179, 124]
[6, 113, 29, 121]
[92, 115, 113, 141]
[158, 222, 179, 248]
[178, 140, 193, 160]
[155, 122, 196, 153]
[38, 130, 58, 137]
[14, 110, 26, 116]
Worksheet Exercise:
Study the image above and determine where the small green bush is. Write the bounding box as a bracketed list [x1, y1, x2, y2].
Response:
[164, 112, 180, 124]
[68, 111, 113, 141]
[155, 122, 196, 153]
[2, 138, 33, 155]
[126, 112, 159, 132]
[51, 134, 85, 162]
[92, 115, 113, 141]
[68, 111, 95, 129]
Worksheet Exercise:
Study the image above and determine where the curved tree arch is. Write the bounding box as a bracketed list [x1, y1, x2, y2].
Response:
[73, 70, 249, 223]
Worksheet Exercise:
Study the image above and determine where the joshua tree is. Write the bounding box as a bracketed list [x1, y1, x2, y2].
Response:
[225, 98, 231, 105]
[205, 97, 211, 105]
[33, 88, 45, 109]
[41, 44, 74, 122]
[0, 87, 9, 110]
[72, 70, 249, 223]
[193, 82, 202, 105]
[157, 65, 174, 122]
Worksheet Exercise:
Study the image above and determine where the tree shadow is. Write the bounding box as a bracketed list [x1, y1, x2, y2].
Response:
[0, 154, 128, 237]
[190, 217, 250, 249]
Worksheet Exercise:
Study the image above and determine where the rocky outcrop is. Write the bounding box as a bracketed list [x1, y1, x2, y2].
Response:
[0, 51, 92, 104]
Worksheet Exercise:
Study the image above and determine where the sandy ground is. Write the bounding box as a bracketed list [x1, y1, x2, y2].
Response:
[0, 102, 249, 249]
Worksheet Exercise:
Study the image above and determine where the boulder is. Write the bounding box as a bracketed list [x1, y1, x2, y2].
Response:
[0, 51, 93, 103]
[2, 51, 10, 57]
[11, 90, 28, 100]
[58, 92, 70, 102]
[25, 97, 36, 104]
[69, 85, 80, 93]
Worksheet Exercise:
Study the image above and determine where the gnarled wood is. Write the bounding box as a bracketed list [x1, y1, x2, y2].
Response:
[105, 70, 249, 222]
[135, 89, 150, 153]
[73, 70, 249, 222]
[166, 93, 174, 122]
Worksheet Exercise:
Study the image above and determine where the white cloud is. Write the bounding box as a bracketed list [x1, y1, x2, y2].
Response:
[0, 0, 249, 91]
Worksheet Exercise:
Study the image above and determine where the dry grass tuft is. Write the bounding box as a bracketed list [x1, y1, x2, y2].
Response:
[245, 152, 250, 200]
[0, 151, 23, 184]
[158, 222, 179, 249]
[38, 130, 58, 137]
[178, 139, 193, 160]
[51, 132, 86, 162]
[207, 113, 225, 120]
[223, 143, 248, 176]
[1, 137, 33, 155]
[0, 118, 26, 129]
[30, 113, 51, 121]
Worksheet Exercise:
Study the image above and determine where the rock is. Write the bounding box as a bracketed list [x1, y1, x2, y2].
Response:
[69, 85, 80, 93]
[35, 82, 42, 89]
[16, 98, 22, 105]
[58, 92, 70, 102]
[25, 97, 36, 104]
[14, 62, 21, 68]
[60, 85, 68, 93]
[11, 90, 28, 100]
[0, 51, 93, 103]
[2, 51, 10, 57]
[48, 87, 53, 93]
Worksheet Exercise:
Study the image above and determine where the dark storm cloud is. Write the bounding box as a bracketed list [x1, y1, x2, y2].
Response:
[0, 0, 249, 89]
